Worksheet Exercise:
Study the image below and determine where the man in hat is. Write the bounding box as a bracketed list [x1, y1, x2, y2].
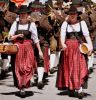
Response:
[56, 5, 93, 99]
[34, 20, 50, 89]
[8, 5, 43, 97]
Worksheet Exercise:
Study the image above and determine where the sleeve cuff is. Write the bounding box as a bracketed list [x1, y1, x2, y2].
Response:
[34, 38, 39, 43]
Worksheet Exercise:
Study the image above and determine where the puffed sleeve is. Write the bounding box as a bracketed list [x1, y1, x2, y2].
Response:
[81, 21, 90, 36]
[81, 21, 93, 51]
[9, 21, 17, 36]
[61, 21, 68, 43]
[30, 22, 39, 43]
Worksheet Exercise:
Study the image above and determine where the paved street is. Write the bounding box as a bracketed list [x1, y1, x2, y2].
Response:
[0, 58, 96, 100]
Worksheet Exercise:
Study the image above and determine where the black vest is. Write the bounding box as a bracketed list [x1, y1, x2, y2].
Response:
[15, 21, 31, 40]
[66, 22, 84, 42]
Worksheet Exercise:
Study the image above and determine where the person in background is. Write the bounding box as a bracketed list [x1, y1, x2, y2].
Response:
[56, 5, 93, 99]
[34, 21, 49, 89]
[0, 11, 11, 79]
[87, 12, 95, 74]
[47, 11, 61, 74]
[8, 5, 43, 97]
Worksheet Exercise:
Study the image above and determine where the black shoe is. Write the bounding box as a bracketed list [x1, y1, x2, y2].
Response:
[20, 89, 26, 98]
[77, 92, 85, 99]
[68, 90, 75, 97]
[37, 81, 44, 89]
[19, 89, 26, 98]
[50, 68, 55, 74]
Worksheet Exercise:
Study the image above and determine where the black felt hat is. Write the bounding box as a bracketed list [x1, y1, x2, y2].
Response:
[66, 6, 82, 15]
[16, 5, 31, 14]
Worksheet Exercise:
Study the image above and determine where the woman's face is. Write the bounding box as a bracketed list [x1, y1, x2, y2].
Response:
[69, 13, 78, 24]
[19, 13, 29, 22]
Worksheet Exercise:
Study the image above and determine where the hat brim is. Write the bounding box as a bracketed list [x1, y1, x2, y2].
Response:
[16, 10, 31, 14]
[65, 11, 82, 15]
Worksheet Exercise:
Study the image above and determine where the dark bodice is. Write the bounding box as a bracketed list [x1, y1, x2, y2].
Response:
[15, 21, 31, 40]
[66, 31, 83, 39]
[66, 22, 83, 41]
[15, 30, 31, 40]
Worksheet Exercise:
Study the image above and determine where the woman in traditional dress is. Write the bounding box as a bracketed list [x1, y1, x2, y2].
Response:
[56, 5, 93, 99]
[8, 5, 43, 97]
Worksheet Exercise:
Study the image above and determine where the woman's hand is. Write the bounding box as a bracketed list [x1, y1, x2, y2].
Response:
[18, 34, 24, 38]
[10, 34, 24, 40]
[87, 50, 93, 56]
[61, 44, 67, 51]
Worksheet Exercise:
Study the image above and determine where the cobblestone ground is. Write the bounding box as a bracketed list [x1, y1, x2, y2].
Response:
[0, 58, 96, 100]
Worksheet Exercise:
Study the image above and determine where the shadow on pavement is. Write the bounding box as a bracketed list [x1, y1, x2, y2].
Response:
[57, 91, 91, 99]
[0, 91, 34, 98]
[0, 90, 44, 98]
[57, 90, 68, 96]
[0, 73, 11, 80]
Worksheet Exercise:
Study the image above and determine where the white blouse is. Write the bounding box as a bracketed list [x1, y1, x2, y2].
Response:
[61, 20, 90, 42]
[9, 21, 39, 43]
